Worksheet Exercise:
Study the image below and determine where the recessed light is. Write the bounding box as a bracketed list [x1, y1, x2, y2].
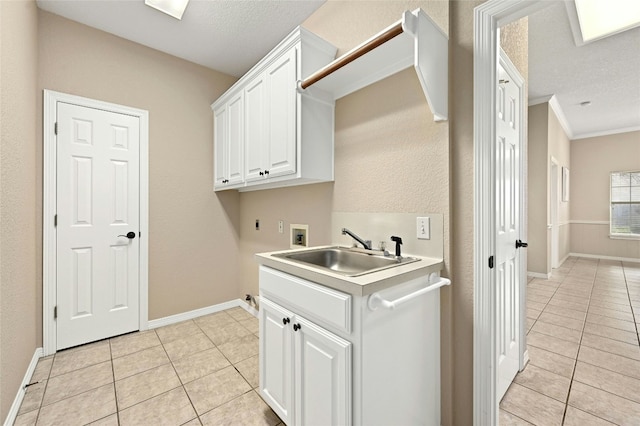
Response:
[580, 101, 592, 107]
[574, 0, 640, 43]
[145, 0, 190, 20]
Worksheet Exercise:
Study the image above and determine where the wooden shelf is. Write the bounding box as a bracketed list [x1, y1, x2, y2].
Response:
[300, 9, 448, 122]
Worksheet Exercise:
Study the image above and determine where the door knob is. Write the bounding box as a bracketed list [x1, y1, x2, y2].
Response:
[515, 239, 528, 249]
[118, 232, 136, 239]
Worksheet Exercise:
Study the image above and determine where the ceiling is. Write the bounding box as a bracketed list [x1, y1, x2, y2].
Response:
[36, 0, 325, 77]
[37, 1, 640, 139]
[528, 2, 640, 139]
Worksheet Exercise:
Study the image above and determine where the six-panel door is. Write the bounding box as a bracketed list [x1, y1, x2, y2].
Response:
[56, 102, 140, 350]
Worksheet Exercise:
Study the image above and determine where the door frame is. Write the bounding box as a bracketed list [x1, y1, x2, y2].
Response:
[43, 89, 149, 356]
[550, 157, 560, 269]
[473, 1, 545, 424]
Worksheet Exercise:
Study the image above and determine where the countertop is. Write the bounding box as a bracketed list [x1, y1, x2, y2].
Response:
[255, 245, 444, 297]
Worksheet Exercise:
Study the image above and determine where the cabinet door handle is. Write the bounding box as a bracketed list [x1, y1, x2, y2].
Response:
[293, 323, 301, 331]
[282, 317, 290, 325]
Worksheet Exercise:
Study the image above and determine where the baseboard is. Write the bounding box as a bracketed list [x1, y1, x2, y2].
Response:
[147, 298, 258, 329]
[239, 298, 259, 317]
[520, 349, 530, 371]
[569, 253, 640, 264]
[558, 253, 570, 266]
[4, 348, 43, 426]
[527, 271, 551, 279]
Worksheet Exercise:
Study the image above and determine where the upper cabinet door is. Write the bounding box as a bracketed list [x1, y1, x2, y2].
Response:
[244, 73, 267, 182]
[213, 104, 228, 188]
[226, 91, 244, 185]
[266, 47, 297, 178]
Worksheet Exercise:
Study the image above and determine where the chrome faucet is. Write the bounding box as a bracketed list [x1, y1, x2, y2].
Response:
[342, 228, 372, 250]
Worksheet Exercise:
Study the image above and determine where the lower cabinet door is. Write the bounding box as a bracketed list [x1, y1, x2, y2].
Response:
[294, 315, 352, 426]
[260, 298, 294, 424]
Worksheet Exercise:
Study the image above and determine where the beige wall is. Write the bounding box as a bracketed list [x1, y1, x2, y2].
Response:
[527, 103, 572, 274]
[528, 103, 549, 274]
[0, 1, 536, 424]
[570, 131, 640, 259]
[548, 106, 571, 263]
[239, 0, 452, 421]
[0, 0, 39, 418]
[449, 1, 481, 423]
[37, 11, 240, 322]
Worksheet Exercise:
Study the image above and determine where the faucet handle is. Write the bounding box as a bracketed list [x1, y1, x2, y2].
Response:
[390, 236, 403, 258]
[390, 236, 403, 245]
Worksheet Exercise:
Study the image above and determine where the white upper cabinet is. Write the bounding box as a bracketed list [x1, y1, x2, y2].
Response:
[213, 91, 244, 187]
[213, 28, 337, 191]
[265, 48, 297, 179]
[244, 73, 267, 183]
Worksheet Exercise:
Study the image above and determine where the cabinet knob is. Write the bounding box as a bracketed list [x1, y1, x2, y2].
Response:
[264, 170, 270, 175]
[282, 317, 290, 325]
[293, 323, 301, 331]
[259, 171, 264, 176]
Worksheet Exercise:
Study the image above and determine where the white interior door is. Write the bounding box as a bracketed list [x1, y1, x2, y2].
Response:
[57, 102, 140, 350]
[495, 58, 523, 401]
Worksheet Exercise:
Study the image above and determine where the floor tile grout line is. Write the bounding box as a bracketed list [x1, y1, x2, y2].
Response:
[569, 374, 640, 407]
[577, 339, 640, 362]
[156, 328, 202, 424]
[557, 258, 596, 425]
[622, 264, 640, 347]
[107, 339, 121, 426]
[499, 406, 534, 425]
[562, 259, 640, 425]
[31, 352, 56, 425]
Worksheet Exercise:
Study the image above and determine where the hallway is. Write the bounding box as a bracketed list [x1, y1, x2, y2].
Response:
[500, 257, 640, 425]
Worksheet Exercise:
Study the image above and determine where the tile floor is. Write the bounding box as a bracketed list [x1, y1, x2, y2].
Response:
[13, 306, 283, 426]
[12, 258, 640, 425]
[500, 257, 640, 425]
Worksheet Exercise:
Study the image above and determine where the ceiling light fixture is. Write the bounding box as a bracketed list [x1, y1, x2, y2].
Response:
[145, 0, 190, 20]
[573, 0, 640, 43]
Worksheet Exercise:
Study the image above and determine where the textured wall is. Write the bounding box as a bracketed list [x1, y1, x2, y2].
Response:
[449, 2, 481, 423]
[0, 0, 39, 419]
[548, 105, 571, 263]
[37, 11, 240, 321]
[239, 0, 452, 421]
[527, 102, 572, 274]
[528, 103, 549, 274]
[570, 131, 640, 259]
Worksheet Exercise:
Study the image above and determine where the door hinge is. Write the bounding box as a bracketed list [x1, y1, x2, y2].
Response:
[54, 306, 57, 320]
[54, 122, 58, 135]
[488, 255, 494, 269]
[54, 214, 57, 227]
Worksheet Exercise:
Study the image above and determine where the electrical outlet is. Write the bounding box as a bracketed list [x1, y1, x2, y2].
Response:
[255, 219, 260, 231]
[417, 217, 430, 240]
[278, 220, 284, 234]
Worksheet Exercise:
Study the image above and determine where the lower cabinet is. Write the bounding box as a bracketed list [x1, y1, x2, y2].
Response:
[260, 297, 351, 426]
[258, 265, 442, 426]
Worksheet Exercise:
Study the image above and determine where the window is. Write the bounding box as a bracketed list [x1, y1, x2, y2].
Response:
[610, 171, 640, 237]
